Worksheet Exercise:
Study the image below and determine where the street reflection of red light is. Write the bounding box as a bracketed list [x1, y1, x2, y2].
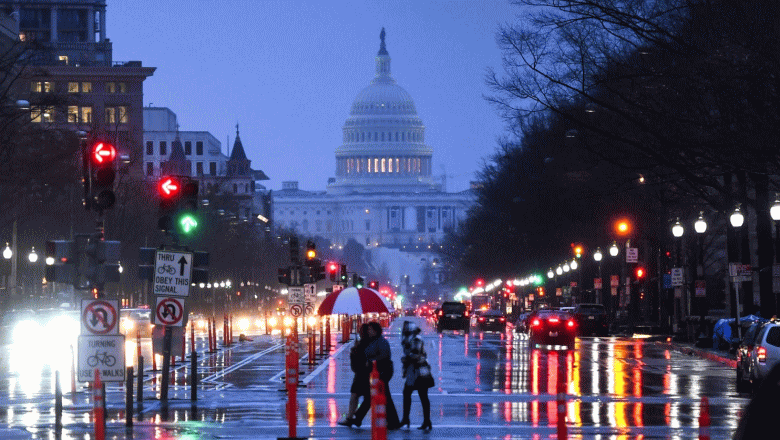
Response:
[476, 402, 482, 419]
[633, 367, 642, 397]
[634, 402, 644, 427]
[504, 401, 511, 422]
[531, 349, 540, 395]
[327, 357, 336, 394]
[328, 398, 338, 425]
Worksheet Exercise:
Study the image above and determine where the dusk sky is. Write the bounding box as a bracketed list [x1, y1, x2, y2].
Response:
[110, 1, 519, 192]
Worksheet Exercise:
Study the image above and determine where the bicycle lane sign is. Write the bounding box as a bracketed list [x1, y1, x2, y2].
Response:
[77, 334, 125, 382]
[153, 250, 193, 297]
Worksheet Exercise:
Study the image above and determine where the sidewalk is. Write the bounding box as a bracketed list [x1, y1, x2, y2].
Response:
[657, 339, 737, 368]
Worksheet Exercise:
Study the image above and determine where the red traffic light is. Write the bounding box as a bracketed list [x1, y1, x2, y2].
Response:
[91, 142, 117, 165]
[475, 278, 484, 287]
[158, 176, 181, 198]
[327, 263, 338, 273]
[635, 267, 646, 279]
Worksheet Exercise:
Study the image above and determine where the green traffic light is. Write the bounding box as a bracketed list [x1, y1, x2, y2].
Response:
[179, 214, 198, 234]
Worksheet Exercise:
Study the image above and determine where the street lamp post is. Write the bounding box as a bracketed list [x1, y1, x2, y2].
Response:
[594, 248, 603, 306]
[694, 213, 708, 320]
[671, 218, 685, 333]
[730, 206, 745, 340]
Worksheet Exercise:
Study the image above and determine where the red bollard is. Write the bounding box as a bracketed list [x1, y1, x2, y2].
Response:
[319, 320, 325, 355]
[70, 345, 77, 394]
[341, 315, 349, 343]
[210, 318, 216, 352]
[699, 396, 710, 440]
[308, 329, 316, 365]
[556, 357, 567, 439]
[370, 361, 387, 440]
[229, 315, 233, 346]
[325, 318, 331, 353]
[285, 332, 300, 438]
[93, 369, 105, 440]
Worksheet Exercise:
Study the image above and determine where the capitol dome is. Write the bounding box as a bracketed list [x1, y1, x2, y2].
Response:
[330, 28, 435, 195]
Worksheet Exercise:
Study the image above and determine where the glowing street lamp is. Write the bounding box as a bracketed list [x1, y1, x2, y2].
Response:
[28, 247, 38, 263]
[730, 206, 745, 228]
[3, 243, 11, 260]
[609, 242, 619, 257]
[593, 248, 603, 262]
[694, 212, 708, 234]
[672, 218, 684, 238]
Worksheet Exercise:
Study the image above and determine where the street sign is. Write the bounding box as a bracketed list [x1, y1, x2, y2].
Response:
[81, 299, 119, 335]
[594, 278, 602, 289]
[729, 263, 752, 277]
[695, 280, 706, 297]
[152, 325, 184, 355]
[289, 286, 304, 304]
[611, 287, 617, 296]
[671, 268, 684, 287]
[610, 275, 619, 287]
[153, 296, 187, 327]
[153, 250, 193, 297]
[555, 288, 562, 297]
[663, 274, 672, 289]
[304, 305, 314, 315]
[304, 283, 316, 304]
[77, 335, 125, 382]
[626, 247, 638, 263]
[332, 284, 344, 294]
[289, 303, 303, 317]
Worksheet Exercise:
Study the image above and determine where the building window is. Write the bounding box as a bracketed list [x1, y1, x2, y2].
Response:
[81, 82, 92, 93]
[30, 81, 54, 92]
[196, 162, 203, 175]
[105, 82, 116, 93]
[118, 82, 127, 93]
[118, 106, 128, 123]
[146, 141, 153, 156]
[159, 141, 167, 156]
[30, 106, 54, 123]
[104, 107, 115, 124]
[68, 82, 79, 93]
[209, 162, 217, 176]
[233, 184, 238, 193]
[196, 141, 203, 155]
[67, 106, 78, 123]
[184, 141, 192, 155]
[146, 162, 154, 176]
[302, 220, 309, 232]
[80, 107, 91, 123]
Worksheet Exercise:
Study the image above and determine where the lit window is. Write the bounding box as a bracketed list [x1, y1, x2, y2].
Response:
[118, 106, 128, 123]
[118, 82, 127, 93]
[58, 55, 68, 65]
[68, 82, 79, 93]
[395, 158, 400, 172]
[104, 107, 115, 123]
[381, 158, 386, 173]
[81, 82, 92, 92]
[374, 158, 379, 172]
[30, 107, 41, 123]
[388, 158, 393, 173]
[67, 106, 78, 123]
[105, 82, 116, 93]
[81, 107, 92, 123]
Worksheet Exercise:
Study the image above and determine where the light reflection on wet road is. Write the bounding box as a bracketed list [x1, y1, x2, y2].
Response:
[0, 316, 747, 439]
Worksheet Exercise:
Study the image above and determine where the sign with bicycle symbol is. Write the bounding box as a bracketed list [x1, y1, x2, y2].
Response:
[153, 250, 193, 297]
[153, 296, 187, 327]
[80, 299, 119, 335]
[77, 335, 125, 382]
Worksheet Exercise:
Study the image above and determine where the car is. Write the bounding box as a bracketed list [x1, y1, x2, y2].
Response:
[572, 303, 608, 336]
[514, 311, 532, 333]
[527, 309, 577, 348]
[436, 301, 470, 332]
[474, 310, 507, 332]
[747, 320, 780, 393]
[736, 320, 766, 393]
[120, 307, 154, 338]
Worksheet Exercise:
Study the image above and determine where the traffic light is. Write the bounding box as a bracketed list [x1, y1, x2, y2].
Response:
[289, 236, 299, 264]
[157, 175, 182, 231]
[352, 274, 364, 288]
[327, 262, 338, 281]
[635, 266, 646, 280]
[278, 268, 291, 285]
[88, 141, 118, 211]
[315, 264, 326, 281]
[178, 180, 199, 234]
[305, 240, 316, 261]
[340, 264, 348, 283]
[368, 280, 379, 290]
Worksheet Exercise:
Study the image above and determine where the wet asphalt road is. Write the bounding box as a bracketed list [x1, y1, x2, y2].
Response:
[0, 316, 748, 439]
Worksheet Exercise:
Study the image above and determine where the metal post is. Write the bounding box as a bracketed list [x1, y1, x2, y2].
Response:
[125, 366, 133, 427]
[137, 355, 144, 403]
[161, 326, 172, 402]
[55, 370, 62, 430]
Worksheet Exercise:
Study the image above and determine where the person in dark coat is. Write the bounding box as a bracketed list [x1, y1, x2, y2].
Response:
[338, 323, 371, 427]
[400, 321, 432, 430]
[734, 362, 780, 439]
[352, 321, 401, 430]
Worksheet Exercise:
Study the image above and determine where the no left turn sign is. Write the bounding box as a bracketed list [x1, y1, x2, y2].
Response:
[81, 299, 119, 335]
[154, 297, 186, 327]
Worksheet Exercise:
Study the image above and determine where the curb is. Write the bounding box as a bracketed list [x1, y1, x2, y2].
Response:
[655, 341, 737, 368]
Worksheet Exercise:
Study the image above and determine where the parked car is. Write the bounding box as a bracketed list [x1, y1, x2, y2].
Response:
[528, 309, 577, 348]
[474, 310, 507, 332]
[436, 301, 470, 332]
[736, 321, 766, 393]
[572, 303, 608, 336]
[747, 320, 780, 393]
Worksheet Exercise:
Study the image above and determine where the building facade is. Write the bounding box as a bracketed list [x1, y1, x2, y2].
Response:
[1, 0, 155, 179]
[272, 29, 475, 291]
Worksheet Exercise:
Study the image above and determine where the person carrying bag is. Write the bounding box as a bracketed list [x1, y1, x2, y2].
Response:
[400, 321, 433, 430]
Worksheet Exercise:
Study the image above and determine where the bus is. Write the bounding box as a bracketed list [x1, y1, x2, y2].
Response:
[470, 294, 493, 312]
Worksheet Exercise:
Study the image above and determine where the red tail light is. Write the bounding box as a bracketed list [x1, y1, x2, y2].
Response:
[478, 317, 485, 322]
[758, 346, 767, 363]
[567, 320, 575, 328]
[438, 310, 443, 316]
[531, 319, 541, 327]
[499, 317, 505, 322]
[465, 310, 469, 317]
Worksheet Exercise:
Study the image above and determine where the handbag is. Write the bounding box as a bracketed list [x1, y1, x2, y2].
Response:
[415, 361, 435, 389]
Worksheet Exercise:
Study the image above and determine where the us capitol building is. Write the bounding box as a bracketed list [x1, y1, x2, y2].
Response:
[272, 29, 476, 295]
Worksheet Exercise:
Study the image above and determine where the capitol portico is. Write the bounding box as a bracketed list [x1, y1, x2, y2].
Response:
[272, 29, 475, 290]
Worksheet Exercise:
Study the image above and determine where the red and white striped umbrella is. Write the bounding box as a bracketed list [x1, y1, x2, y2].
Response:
[317, 287, 394, 315]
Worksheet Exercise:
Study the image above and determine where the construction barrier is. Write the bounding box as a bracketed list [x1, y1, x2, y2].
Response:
[92, 369, 105, 440]
[699, 396, 710, 440]
[370, 361, 387, 440]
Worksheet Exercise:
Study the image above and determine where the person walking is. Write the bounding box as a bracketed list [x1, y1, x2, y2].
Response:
[338, 323, 371, 427]
[400, 321, 433, 430]
[352, 321, 401, 430]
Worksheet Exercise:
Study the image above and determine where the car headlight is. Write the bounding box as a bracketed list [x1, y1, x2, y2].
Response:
[121, 319, 135, 332]
[283, 316, 293, 328]
[12, 319, 41, 345]
[237, 317, 250, 332]
[268, 317, 278, 327]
